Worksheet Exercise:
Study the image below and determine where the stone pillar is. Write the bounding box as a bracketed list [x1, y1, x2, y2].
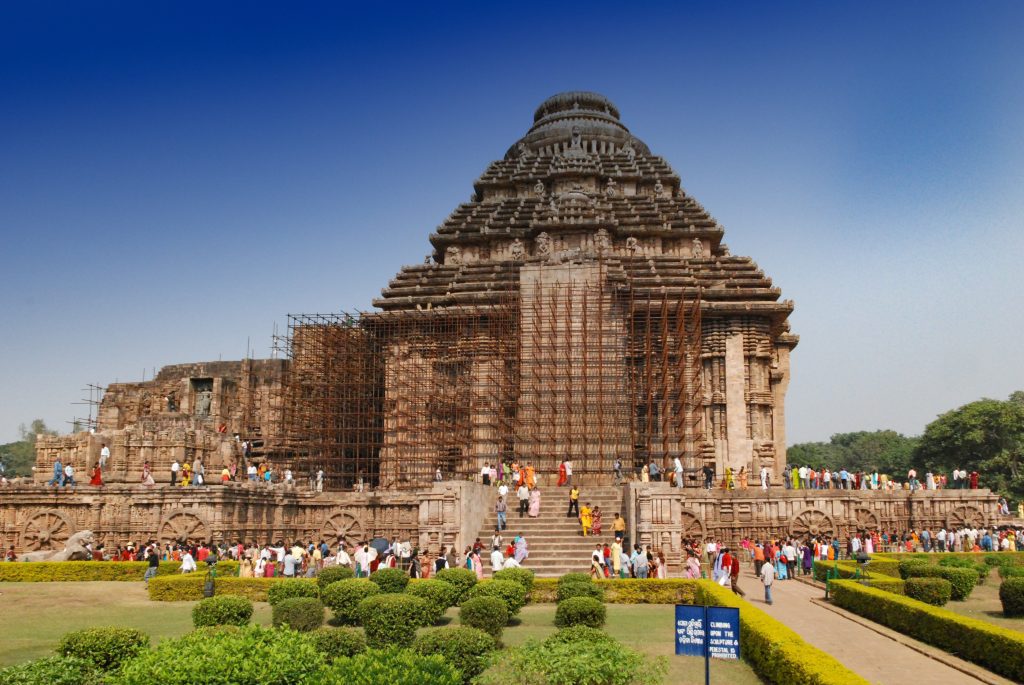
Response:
[724, 332, 753, 473]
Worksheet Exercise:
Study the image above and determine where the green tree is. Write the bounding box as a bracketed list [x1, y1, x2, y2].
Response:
[788, 430, 918, 475]
[914, 393, 1024, 505]
[0, 419, 57, 477]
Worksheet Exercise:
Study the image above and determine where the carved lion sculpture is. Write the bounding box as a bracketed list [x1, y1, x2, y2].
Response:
[21, 530, 95, 562]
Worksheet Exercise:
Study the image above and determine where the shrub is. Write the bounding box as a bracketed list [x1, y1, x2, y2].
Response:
[414, 627, 496, 683]
[434, 567, 478, 602]
[0, 656, 99, 685]
[0, 560, 238, 583]
[556, 580, 605, 603]
[192, 595, 254, 628]
[984, 553, 1012, 567]
[492, 567, 535, 593]
[356, 593, 433, 648]
[904, 577, 952, 606]
[831, 580, 1024, 682]
[898, 560, 933, 580]
[272, 597, 325, 632]
[268, 578, 321, 606]
[999, 565, 1024, 580]
[369, 567, 410, 593]
[939, 567, 978, 601]
[324, 647, 462, 685]
[554, 596, 606, 629]
[147, 575, 312, 601]
[56, 626, 149, 672]
[459, 596, 509, 639]
[902, 564, 944, 579]
[318, 565, 355, 588]
[115, 625, 325, 684]
[1000, 577, 1024, 617]
[406, 578, 459, 622]
[321, 579, 381, 625]
[544, 625, 616, 647]
[309, 627, 367, 662]
[474, 635, 667, 685]
[557, 572, 592, 587]
[861, 578, 906, 595]
[466, 579, 527, 615]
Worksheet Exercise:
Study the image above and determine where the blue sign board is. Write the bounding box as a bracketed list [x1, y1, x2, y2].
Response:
[675, 605, 740, 660]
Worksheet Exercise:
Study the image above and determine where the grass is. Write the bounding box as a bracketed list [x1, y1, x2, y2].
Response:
[0, 582, 761, 684]
[939, 570, 1024, 631]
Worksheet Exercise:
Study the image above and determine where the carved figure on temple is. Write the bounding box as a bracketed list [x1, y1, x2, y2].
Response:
[21, 530, 94, 562]
[594, 228, 611, 253]
[535, 232, 552, 258]
[510, 238, 525, 261]
[625, 236, 639, 255]
[691, 237, 704, 259]
[570, 125, 582, 149]
[424, 255, 432, 265]
[166, 391, 177, 412]
[534, 180, 545, 197]
[195, 390, 212, 417]
[621, 139, 635, 159]
[445, 245, 462, 265]
[654, 179, 664, 196]
[605, 177, 618, 197]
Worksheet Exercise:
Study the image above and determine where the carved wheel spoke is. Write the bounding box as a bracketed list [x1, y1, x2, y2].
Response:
[21, 509, 74, 551]
[159, 512, 210, 543]
[323, 513, 363, 548]
[789, 508, 835, 539]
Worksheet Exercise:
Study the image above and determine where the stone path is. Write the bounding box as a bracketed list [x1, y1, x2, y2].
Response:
[743, 574, 1000, 684]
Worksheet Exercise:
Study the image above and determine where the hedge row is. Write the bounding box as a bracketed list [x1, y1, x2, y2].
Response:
[148, 575, 315, 601]
[698, 581, 870, 685]
[830, 580, 1024, 682]
[873, 551, 1024, 567]
[0, 560, 238, 582]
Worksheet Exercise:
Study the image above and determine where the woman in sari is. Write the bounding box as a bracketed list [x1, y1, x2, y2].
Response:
[641, 464, 650, 483]
[89, 464, 103, 486]
[684, 549, 702, 579]
[514, 536, 528, 564]
[525, 463, 536, 489]
[801, 543, 813, 576]
[591, 506, 603, 536]
[141, 461, 155, 486]
[528, 488, 541, 517]
[180, 463, 192, 487]
[791, 466, 800, 489]
[724, 468, 735, 490]
[557, 461, 567, 487]
[579, 504, 592, 537]
[775, 548, 788, 580]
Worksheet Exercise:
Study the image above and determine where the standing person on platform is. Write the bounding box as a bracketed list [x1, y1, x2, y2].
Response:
[591, 506, 603, 537]
[170, 459, 180, 486]
[495, 496, 507, 531]
[564, 459, 573, 486]
[673, 456, 684, 488]
[528, 488, 541, 518]
[579, 502, 592, 537]
[525, 462, 537, 489]
[760, 465, 770, 491]
[611, 538, 623, 578]
[702, 464, 714, 490]
[557, 460, 567, 487]
[730, 552, 745, 596]
[99, 443, 111, 469]
[517, 483, 530, 518]
[648, 458, 661, 482]
[567, 486, 580, 518]
[481, 463, 491, 486]
[613, 512, 626, 542]
[613, 457, 623, 485]
[490, 545, 503, 574]
[760, 556, 776, 605]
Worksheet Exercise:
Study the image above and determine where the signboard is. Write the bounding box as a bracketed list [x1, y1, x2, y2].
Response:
[674, 604, 707, 657]
[675, 604, 740, 684]
[705, 606, 740, 660]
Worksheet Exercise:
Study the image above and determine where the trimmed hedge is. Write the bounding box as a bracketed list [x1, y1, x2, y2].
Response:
[491, 567, 535, 593]
[936, 567, 978, 601]
[526, 578, 701, 604]
[406, 579, 459, 623]
[192, 595, 254, 627]
[859, 578, 906, 595]
[554, 596, 606, 629]
[459, 596, 508, 639]
[267, 578, 321, 606]
[318, 565, 355, 588]
[699, 581, 870, 685]
[998, 565, 1024, 580]
[904, 577, 951, 606]
[0, 655, 99, 685]
[147, 575, 314, 601]
[556, 580, 605, 603]
[322, 579, 381, 625]
[309, 627, 367, 662]
[356, 593, 433, 648]
[272, 597, 325, 632]
[434, 567, 478, 602]
[56, 627, 149, 671]
[413, 627, 497, 683]
[557, 572, 591, 587]
[369, 567, 410, 593]
[544, 625, 616, 646]
[1000, 577, 1024, 617]
[831, 580, 1024, 682]
[0, 560, 239, 582]
[324, 647, 462, 685]
[465, 579, 527, 615]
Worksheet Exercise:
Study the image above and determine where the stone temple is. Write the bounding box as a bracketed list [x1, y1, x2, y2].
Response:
[0, 92, 999, 574]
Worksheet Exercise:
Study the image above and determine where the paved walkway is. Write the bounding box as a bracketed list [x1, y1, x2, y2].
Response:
[741, 574, 995, 684]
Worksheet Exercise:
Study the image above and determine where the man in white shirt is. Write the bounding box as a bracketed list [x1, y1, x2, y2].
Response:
[171, 460, 180, 486]
[759, 466, 770, 491]
[283, 551, 297, 577]
[63, 463, 77, 487]
[502, 556, 520, 568]
[517, 484, 530, 518]
[490, 546, 504, 573]
[673, 457, 684, 488]
[99, 444, 110, 468]
[564, 460, 573, 486]
[284, 469, 294, 486]
[705, 539, 717, 564]
[316, 469, 324, 492]
[798, 465, 809, 489]
[497, 482, 509, 499]
[480, 464, 491, 485]
[247, 464, 257, 482]
[180, 551, 197, 573]
[760, 558, 776, 605]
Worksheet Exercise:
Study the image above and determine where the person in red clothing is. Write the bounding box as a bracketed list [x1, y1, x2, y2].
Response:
[197, 544, 210, 563]
[730, 553, 745, 596]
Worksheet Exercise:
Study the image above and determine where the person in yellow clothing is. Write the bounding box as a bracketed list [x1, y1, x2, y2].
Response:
[579, 503, 593, 537]
[567, 486, 580, 518]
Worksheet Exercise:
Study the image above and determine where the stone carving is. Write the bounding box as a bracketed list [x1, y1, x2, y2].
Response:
[510, 238, 525, 261]
[625, 236, 639, 255]
[20, 509, 74, 552]
[534, 232, 552, 258]
[21, 529, 94, 562]
[789, 508, 837, 538]
[947, 503, 986, 530]
[570, 125, 582, 149]
[691, 238, 704, 258]
[322, 511, 364, 547]
[158, 510, 211, 542]
[621, 139, 635, 159]
[594, 228, 611, 253]
[678, 508, 705, 540]
[534, 180, 545, 197]
[852, 507, 880, 532]
[654, 179, 664, 196]
[445, 246, 462, 265]
[604, 177, 618, 197]
[195, 390, 212, 417]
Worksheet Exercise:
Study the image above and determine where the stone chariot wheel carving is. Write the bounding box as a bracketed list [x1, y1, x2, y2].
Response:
[322, 512, 364, 548]
[789, 508, 837, 539]
[21, 509, 75, 551]
[677, 508, 705, 542]
[946, 504, 986, 530]
[852, 507, 880, 532]
[158, 510, 211, 543]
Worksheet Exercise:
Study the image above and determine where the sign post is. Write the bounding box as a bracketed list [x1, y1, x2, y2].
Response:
[675, 604, 740, 685]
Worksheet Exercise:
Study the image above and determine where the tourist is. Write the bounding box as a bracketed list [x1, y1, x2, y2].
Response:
[673, 456, 684, 488]
[63, 461, 77, 488]
[48, 457, 63, 487]
[760, 465, 770, 491]
[528, 488, 541, 518]
[656, 550, 668, 579]
[798, 465, 809, 489]
[801, 542, 813, 576]
[497, 480, 509, 499]
[702, 464, 715, 490]
[648, 458, 661, 482]
[783, 540, 797, 578]
[791, 465, 800, 489]
[641, 464, 650, 482]
[564, 459, 573, 486]
[590, 543, 605, 579]
[631, 545, 649, 579]
[98, 443, 111, 470]
[468, 546, 483, 580]
[567, 485, 580, 518]
[620, 546, 632, 578]
[613, 457, 624, 485]
[514, 535, 528, 564]
[613, 512, 626, 542]
[557, 460, 568, 486]
[517, 482, 529, 518]
[729, 552, 744, 596]
[490, 545, 503, 573]
[579, 502, 592, 537]
[759, 556, 776, 605]
[89, 463, 103, 486]
[143, 545, 160, 583]
[180, 549, 197, 573]
[489, 463, 498, 484]
[738, 466, 748, 489]
[408, 548, 422, 578]
[724, 467, 735, 490]
[611, 538, 623, 578]
[591, 506, 603, 536]
[141, 461, 155, 486]
[684, 548, 702, 579]
[969, 471, 979, 489]
[495, 496, 507, 530]
[525, 462, 536, 489]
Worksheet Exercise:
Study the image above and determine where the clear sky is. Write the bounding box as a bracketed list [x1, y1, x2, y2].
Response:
[2, 2, 1022, 444]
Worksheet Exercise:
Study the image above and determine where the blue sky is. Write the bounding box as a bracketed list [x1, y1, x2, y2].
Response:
[1, 2, 1022, 444]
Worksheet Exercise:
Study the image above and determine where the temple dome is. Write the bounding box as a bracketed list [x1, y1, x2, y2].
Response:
[506, 91, 651, 158]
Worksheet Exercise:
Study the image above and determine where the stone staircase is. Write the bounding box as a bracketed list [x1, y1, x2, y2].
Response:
[475, 485, 627, 578]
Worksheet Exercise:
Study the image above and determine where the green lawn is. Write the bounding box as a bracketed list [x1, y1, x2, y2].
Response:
[0, 582, 761, 684]
[939, 571, 1024, 631]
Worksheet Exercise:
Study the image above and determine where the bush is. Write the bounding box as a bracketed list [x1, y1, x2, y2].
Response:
[272, 597, 325, 632]
[369, 566, 410, 593]
[0, 656, 99, 685]
[459, 596, 509, 639]
[556, 580, 605, 603]
[406, 579, 459, 622]
[115, 625, 325, 684]
[557, 572, 592, 587]
[1000, 577, 1024, 617]
[939, 567, 978, 601]
[413, 627, 497, 683]
[56, 626, 149, 672]
[321, 579, 381, 625]
[544, 625, 616, 647]
[474, 636, 667, 685]
[147, 575, 312, 601]
[324, 647, 462, 685]
[554, 596, 606, 629]
[268, 578, 321, 606]
[318, 565, 355, 588]
[492, 567, 535, 593]
[466, 580, 527, 615]
[192, 595, 254, 628]
[902, 563, 944, 579]
[898, 560, 933, 580]
[999, 565, 1024, 580]
[0, 560, 239, 583]
[434, 567, 478, 602]
[831, 580, 1024, 682]
[356, 593, 433, 648]
[309, 627, 367, 662]
[904, 577, 952, 606]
